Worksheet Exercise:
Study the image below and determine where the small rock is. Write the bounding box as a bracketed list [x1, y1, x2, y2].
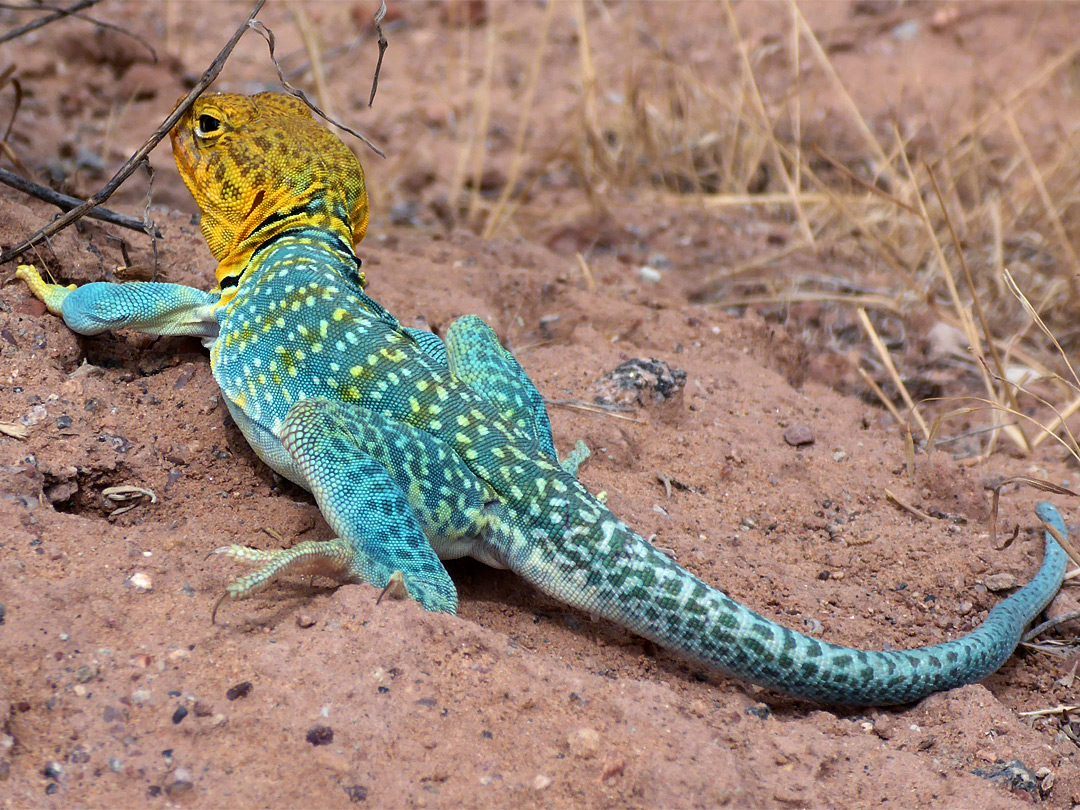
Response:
[296, 613, 316, 629]
[599, 756, 625, 783]
[43, 761, 63, 780]
[306, 725, 334, 746]
[124, 572, 152, 593]
[638, 265, 662, 283]
[971, 759, 1038, 800]
[225, 681, 253, 701]
[172, 705, 188, 724]
[108, 758, 122, 773]
[533, 774, 553, 791]
[67, 746, 90, 764]
[192, 701, 213, 717]
[20, 405, 47, 427]
[343, 785, 368, 803]
[783, 424, 814, 447]
[74, 664, 99, 683]
[131, 689, 151, 706]
[166, 767, 193, 796]
[567, 727, 600, 759]
[984, 573, 1018, 592]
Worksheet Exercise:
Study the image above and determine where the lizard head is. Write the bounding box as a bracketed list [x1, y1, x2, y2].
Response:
[170, 92, 369, 287]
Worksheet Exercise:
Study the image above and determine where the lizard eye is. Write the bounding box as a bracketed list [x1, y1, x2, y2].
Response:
[196, 114, 222, 138]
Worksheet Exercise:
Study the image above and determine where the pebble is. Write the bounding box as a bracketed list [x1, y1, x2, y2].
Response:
[342, 785, 368, 803]
[108, 758, 122, 773]
[43, 761, 63, 780]
[124, 573, 152, 593]
[638, 266, 662, 283]
[567, 727, 600, 759]
[131, 689, 151, 705]
[533, 774, 553, 790]
[225, 681, 253, 701]
[172, 706, 188, 724]
[306, 725, 334, 746]
[783, 424, 814, 447]
[166, 767, 193, 795]
[74, 664, 99, 683]
[21, 404, 47, 427]
[193, 701, 213, 717]
[296, 613, 316, 628]
[984, 573, 1018, 592]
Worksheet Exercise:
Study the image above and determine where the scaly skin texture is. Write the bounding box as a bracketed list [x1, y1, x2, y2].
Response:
[16, 91, 1067, 705]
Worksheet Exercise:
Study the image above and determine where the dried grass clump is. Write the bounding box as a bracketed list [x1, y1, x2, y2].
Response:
[441, 1, 1080, 463]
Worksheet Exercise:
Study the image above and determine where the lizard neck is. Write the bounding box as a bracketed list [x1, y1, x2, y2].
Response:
[212, 204, 364, 305]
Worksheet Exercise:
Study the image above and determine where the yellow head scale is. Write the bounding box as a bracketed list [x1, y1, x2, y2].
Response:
[170, 92, 369, 288]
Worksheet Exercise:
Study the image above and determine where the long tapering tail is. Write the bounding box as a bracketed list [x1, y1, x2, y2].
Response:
[503, 495, 1066, 705]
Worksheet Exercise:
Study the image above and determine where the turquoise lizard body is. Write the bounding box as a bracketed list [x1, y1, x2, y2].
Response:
[15, 92, 1068, 705]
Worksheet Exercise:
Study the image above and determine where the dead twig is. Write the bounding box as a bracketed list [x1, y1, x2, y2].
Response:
[1023, 610, 1080, 644]
[0, 0, 267, 268]
[0, 1, 156, 59]
[247, 19, 384, 157]
[0, 166, 162, 237]
[367, 0, 387, 107]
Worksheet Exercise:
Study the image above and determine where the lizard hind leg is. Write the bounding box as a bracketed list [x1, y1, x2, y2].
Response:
[443, 314, 589, 475]
[213, 398, 460, 616]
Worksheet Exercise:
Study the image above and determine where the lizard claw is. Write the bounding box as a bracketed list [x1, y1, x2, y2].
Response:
[376, 570, 410, 604]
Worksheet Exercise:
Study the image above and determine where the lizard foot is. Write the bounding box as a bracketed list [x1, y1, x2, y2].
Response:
[16, 264, 76, 315]
[211, 538, 356, 622]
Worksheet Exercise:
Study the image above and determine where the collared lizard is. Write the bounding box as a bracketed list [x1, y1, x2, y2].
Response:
[15, 91, 1068, 705]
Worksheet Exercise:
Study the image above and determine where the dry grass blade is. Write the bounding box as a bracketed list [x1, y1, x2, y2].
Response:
[1017, 705, 1080, 719]
[1004, 268, 1080, 394]
[925, 164, 1028, 450]
[856, 366, 905, 428]
[723, 0, 812, 244]
[288, 3, 333, 120]
[482, 0, 555, 240]
[463, 17, 497, 228]
[975, 360, 1080, 460]
[789, 0, 893, 189]
[1023, 610, 1080, 643]
[856, 308, 929, 440]
[1002, 105, 1080, 301]
[0, 0, 100, 46]
[574, 252, 596, 293]
[884, 488, 932, 522]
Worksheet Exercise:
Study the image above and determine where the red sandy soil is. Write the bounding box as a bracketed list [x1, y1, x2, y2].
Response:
[2, 2, 1080, 808]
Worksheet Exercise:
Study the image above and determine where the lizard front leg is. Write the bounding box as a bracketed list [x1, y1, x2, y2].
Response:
[17, 265, 219, 340]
